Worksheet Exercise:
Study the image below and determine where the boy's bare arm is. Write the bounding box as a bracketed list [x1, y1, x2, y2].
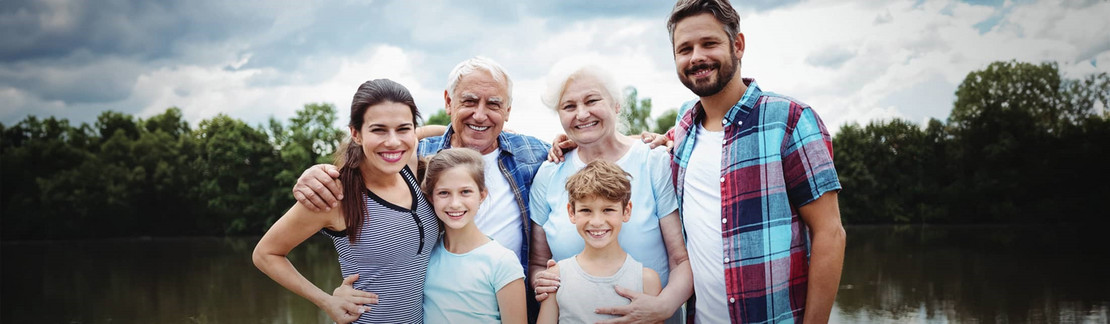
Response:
[536, 288, 559, 324]
[642, 268, 661, 296]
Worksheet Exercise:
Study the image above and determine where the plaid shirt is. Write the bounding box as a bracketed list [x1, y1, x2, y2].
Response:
[670, 79, 841, 323]
[417, 125, 551, 272]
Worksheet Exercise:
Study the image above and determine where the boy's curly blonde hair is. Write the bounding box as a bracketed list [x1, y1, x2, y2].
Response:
[565, 160, 632, 207]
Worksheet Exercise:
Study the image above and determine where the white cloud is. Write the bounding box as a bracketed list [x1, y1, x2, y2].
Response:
[3, 0, 1107, 140]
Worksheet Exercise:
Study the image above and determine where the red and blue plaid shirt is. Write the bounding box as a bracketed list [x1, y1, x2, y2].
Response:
[669, 78, 841, 323]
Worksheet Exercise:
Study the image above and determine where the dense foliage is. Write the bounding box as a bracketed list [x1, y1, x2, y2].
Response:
[1, 104, 343, 239]
[834, 61, 1109, 224]
[2, 61, 1105, 239]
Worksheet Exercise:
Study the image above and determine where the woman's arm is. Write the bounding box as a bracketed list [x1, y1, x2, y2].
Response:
[496, 278, 528, 324]
[594, 212, 693, 323]
[529, 223, 561, 302]
[252, 204, 373, 323]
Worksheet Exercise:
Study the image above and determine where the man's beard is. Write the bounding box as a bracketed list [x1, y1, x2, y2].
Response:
[680, 51, 739, 97]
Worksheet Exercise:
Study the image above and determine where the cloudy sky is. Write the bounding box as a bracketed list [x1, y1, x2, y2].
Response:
[2, 0, 1107, 140]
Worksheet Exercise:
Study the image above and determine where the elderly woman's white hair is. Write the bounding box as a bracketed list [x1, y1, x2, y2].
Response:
[446, 56, 514, 105]
[541, 59, 629, 133]
[540, 60, 623, 112]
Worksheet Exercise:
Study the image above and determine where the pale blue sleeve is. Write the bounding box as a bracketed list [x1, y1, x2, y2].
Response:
[529, 162, 556, 226]
[649, 146, 679, 219]
[491, 246, 525, 292]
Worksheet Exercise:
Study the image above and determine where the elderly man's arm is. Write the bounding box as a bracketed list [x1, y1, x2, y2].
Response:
[798, 191, 845, 324]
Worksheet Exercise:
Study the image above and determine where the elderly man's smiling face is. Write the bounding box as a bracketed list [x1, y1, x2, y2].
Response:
[444, 69, 511, 155]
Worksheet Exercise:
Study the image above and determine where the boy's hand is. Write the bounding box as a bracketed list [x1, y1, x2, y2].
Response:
[533, 259, 561, 302]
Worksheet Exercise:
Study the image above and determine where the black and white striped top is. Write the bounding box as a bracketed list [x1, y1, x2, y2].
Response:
[321, 166, 439, 324]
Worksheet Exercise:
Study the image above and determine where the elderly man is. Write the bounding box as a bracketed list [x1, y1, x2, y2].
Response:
[293, 56, 550, 273]
[663, 0, 847, 323]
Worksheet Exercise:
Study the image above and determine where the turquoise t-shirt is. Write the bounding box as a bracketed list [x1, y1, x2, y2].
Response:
[422, 238, 523, 323]
[529, 141, 679, 287]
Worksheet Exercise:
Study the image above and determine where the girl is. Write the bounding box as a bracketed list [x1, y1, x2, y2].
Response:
[253, 79, 437, 323]
[420, 148, 527, 323]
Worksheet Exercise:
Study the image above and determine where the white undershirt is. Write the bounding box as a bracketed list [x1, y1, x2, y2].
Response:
[682, 124, 729, 324]
[477, 149, 524, 261]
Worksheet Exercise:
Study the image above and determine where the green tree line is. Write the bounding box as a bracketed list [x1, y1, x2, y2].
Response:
[834, 60, 1109, 224]
[2, 60, 1106, 240]
[1, 103, 343, 239]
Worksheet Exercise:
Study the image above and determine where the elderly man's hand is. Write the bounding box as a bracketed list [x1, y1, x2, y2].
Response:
[547, 134, 577, 163]
[293, 164, 343, 211]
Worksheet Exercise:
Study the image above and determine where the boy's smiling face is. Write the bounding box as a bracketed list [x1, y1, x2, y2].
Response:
[567, 196, 631, 250]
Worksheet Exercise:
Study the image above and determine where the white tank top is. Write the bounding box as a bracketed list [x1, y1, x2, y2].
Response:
[555, 254, 644, 324]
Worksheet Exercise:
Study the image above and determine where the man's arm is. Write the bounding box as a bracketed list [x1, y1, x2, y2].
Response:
[797, 191, 845, 324]
[416, 125, 447, 140]
[293, 164, 343, 212]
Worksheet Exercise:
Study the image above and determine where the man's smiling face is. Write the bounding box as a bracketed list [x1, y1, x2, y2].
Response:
[445, 69, 510, 155]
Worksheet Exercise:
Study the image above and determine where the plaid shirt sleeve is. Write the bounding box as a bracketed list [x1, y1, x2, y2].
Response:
[781, 105, 841, 207]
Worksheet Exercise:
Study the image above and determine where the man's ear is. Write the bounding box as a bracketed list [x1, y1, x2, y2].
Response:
[443, 90, 453, 114]
[733, 32, 746, 59]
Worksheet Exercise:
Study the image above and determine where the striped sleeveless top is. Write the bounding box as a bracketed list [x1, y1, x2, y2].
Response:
[321, 166, 439, 324]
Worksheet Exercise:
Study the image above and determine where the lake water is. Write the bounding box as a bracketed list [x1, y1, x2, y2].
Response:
[2, 225, 1107, 323]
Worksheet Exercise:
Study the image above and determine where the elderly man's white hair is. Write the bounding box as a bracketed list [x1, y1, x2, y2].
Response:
[445, 56, 514, 105]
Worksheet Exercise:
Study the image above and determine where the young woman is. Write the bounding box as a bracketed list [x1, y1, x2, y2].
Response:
[420, 148, 526, 323]
[253, 79, 437, 323]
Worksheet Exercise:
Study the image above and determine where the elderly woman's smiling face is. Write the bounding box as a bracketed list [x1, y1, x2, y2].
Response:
[556, 73, 621, 146]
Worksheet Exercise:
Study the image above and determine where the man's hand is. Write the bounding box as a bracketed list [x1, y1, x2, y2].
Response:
[293, 164, 343, 212]
[594, 285, 671, 324]
[639, 131, 672, 151]
[532, 259, 561, 302]
[322, 274, 378, 324]
[547, 134, 577, 163]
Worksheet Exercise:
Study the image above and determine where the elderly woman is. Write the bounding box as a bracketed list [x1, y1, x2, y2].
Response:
[528, 63, 692, 323]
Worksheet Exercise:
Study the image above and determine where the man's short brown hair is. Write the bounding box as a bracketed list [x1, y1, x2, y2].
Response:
[666, 0, 742, 44]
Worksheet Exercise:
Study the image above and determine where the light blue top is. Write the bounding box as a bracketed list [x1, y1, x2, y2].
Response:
[529, 141, 679, 287]
[422, 238, 524, 324]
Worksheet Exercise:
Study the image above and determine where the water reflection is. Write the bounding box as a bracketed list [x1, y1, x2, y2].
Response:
[833, 226, 1109, 323]
[2, 226, 1107, 323]
[2, 236, 340, 323]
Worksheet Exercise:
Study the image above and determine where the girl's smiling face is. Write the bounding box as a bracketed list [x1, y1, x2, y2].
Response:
[430, 166, 487, 230]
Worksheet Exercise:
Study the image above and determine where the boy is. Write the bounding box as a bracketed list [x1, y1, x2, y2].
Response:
[537, 160, 662, 324]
